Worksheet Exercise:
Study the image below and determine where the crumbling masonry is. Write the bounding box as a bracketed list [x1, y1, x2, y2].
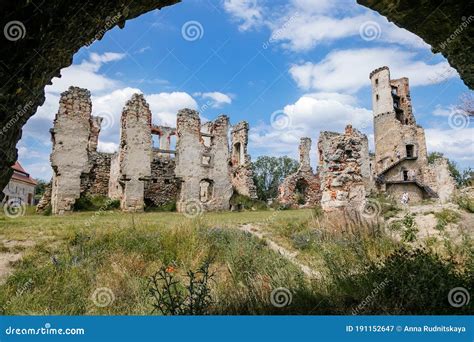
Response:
[278, 138, 320, 208]
[40, 86, 256, 215]
[318, 125, 370, 211]
[370, 66, 455, 203]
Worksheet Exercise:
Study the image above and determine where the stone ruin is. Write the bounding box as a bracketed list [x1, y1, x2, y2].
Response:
[38, 86, 257, 215]
[278, 138, 320, 208]
[38, 66, 457, 215]
[318, 125, 370, 211]
[370, 66, 456, 204]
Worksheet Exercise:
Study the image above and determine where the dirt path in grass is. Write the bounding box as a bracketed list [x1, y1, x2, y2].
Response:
[0, 239, 35, 284]
[239, 224, 321, 279]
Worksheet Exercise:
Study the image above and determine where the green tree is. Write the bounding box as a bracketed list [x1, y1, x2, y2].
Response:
[252, 156, 298, 201]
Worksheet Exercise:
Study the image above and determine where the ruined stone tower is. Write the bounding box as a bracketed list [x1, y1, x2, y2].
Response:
[278, 137, 320, 208]
[370, 66, 442, 203]
[230, 121, 257, 199]
[175, 109, 233, 212]
[116, 94, 152, 212]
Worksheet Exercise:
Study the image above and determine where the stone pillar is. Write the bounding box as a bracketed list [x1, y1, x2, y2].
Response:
[230, 121, 257, 199]
[118, 94, 152, 212]
[299, 137, 312, 172]
[88, 116, 103, 152]
[50, 87, 92, 215]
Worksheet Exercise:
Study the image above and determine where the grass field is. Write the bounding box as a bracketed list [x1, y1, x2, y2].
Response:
[0, 207, 472, 315]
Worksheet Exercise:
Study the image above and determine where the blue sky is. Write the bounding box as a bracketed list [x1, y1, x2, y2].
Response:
[20, 0, 473, 180]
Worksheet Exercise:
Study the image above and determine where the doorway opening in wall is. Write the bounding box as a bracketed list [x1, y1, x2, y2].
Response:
[295, 178, 308, 205]
[406, 144, 415, 158]
[199, 179, 213, 203]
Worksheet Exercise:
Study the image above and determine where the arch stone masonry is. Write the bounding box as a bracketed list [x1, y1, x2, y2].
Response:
[0, 0, 471, 197]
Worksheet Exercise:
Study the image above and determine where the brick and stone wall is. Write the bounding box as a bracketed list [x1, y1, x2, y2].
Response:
[50, 87, 93, 215]
[144, 150, 179, 207]
[175, 109, 233, 212]
[230, 121, 257, 199]
[118, 94, 153, 212]
[318, 125, 368, 211]
[278, 137, 321, 208]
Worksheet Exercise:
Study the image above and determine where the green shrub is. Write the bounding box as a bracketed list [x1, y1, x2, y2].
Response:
[400, 214, 418, 243]
[73, 195, 119, 211]
[230, 193, 268, 211]
[457, 195, 474, 213]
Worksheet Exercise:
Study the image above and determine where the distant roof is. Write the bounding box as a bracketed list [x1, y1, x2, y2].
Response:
[11, 162, 37, 186]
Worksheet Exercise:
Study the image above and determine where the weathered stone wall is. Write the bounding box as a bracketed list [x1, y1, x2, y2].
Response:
[279, 137, 320, 208]
[423, 158, 457, 203]
[108, 153, 122, 200]
[318, 125, 368, 211]
[144, 150, 179, 207]
[230, 121, 257, 199]
[386, 182, 424, 204]
[118, 94, 152, 212]
[50, 87, 93, 215]
[81, 152, 113, 197]
[175, 109, 233, 212]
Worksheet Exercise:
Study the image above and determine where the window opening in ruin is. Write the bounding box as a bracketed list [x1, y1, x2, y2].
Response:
[346, 149, 353, 158]
[406, 144, 414, 158]
[375, 94, 379, 101]
[403, 170, 409, 181]
[405, 118, 409, 125]
[202, 155, 211, 166]
[169, 134, 177, 150]
[199, 179, 213, 202]
[295, 179, 308, 205]
[375, 78, 378, 85]
[234, 142, 241, 165]
[152, 134, 160, 148]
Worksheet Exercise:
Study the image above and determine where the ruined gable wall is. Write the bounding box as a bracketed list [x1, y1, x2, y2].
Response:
[118, 94, 152, 212]
[175, 109, 232, 212]
[50, 87, 92, 215]
[318, 125, 367, 211]
[230, 121, 257, 199]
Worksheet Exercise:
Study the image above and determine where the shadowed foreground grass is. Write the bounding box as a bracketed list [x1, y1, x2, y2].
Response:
[0, 209, 472, 315]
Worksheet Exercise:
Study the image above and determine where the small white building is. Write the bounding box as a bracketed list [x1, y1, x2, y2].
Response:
[2, 162, 37, 205]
